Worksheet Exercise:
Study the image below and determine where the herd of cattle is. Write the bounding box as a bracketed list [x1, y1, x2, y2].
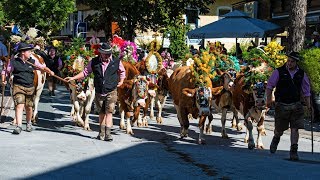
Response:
[7, 53, 270, 150]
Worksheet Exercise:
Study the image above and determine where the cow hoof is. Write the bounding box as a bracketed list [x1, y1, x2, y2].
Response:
[127, 130, 134, 135]
[120, 124, 126, 130]
[150, 115, 154, 120]
[156, 117, 163, 124]
[84, 125, 91, 131]
[248, 142, 255, 150]
[244, 139, 249, 143]
[221, 134, 229, 139]
[188, 114, 193, 120]
[137, 122, 142, 127]
[144, 122, 148, 127]
[205, 125, 212, 134]
[261, 130, 267, 136]
[231, 124, 237, 129]
[237, 125, 243, 131]
[257, 145, 264, 149]
[198, 139, 206, 145]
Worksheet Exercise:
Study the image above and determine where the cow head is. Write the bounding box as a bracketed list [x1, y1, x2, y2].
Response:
[132, 75, 149, 107]
[72, 78, 95, 104]
[183, 86, 213, 116]
[223, 69, 237, 90]
[252, 82, 267, 110]
[155, 68, 169, 96]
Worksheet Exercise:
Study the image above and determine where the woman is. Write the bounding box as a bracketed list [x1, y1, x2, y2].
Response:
[46, 47, 62, 96]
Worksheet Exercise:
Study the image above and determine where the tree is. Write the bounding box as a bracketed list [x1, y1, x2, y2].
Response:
[2, 0, 75, 35]
[288, 0, 307, 52]
[77, 0, 215, 41]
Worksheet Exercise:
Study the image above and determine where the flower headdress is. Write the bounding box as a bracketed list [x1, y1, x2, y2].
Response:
[119, 40, 138, 64]
[10, 28, 46, 52]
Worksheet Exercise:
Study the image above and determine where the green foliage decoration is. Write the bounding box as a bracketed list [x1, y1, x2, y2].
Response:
[300, 48, 320, 94]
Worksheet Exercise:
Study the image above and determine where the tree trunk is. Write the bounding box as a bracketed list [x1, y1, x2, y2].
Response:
[104, 10, 113, 42]
[288, 0, 307, 52]
[258, 0, 271, 20]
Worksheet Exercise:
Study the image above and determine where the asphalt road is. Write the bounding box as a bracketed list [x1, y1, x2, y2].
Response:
[0, 85, 320, 179]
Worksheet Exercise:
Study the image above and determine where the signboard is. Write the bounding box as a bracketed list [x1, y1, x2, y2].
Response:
[73, 22, 87, 38]
[188, 38, 202, 45]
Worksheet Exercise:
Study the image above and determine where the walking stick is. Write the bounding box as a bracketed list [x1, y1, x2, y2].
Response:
[0, 42, 10, 122]
[23, 59, 78, 88]
[311, 106, 314, 154]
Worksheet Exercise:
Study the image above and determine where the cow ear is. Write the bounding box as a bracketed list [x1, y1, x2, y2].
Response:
[211, 86, 223, 95]
[216, 68, 223, 76]
[182, 88, 196, 97]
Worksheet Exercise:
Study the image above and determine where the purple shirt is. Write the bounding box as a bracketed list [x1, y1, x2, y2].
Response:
[267, 65, 311, 97]
[1, 57, 46, 76]
[82, 56, 126, 80]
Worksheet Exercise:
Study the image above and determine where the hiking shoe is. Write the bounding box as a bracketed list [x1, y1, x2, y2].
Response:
[26, 123, 33, 132]
[12, 126, 22, 135]
[52, 91, 55, 96]
[270, 136, 280, 153]
[97, 125, 106, 140]
[105, 127, 113, 141]
[290, 144, 299, 161]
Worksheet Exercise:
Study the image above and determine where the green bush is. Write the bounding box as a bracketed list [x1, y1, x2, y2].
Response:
[300, 48, 320, 94]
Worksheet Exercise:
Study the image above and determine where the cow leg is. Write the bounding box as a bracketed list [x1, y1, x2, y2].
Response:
[205, 114, 213, 134]
[198, 115, 207, 144]
[256, 116, 266, 149]
[231, 110, 243, 131]
[126, 116, 133, 135]
[149, 97, 155, 120]
[221, 108, 229, 139]
[32, 88, 42, 124]
[244, 116, 255, 149]
[74, 101, 84, 127]
[180, 107, 189, 138]
[156, 98, 163, 124]
[119, 106, 126, 130]
[83, 95, 95, 131]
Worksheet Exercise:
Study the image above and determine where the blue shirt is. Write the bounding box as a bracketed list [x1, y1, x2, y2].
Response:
[0, 41, 8, 57]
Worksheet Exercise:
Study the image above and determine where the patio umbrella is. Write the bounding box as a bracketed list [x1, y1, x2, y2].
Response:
[187, 10, 282, 39]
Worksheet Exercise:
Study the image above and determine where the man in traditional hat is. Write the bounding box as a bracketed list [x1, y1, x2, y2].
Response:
[266, 51, 311, 161]
[65, 43, 126, 141]
[1, 42, 54, 134]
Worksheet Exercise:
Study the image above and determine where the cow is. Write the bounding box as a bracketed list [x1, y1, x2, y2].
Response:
[135, 61, 170, 124]
[31, 52, 47, 124]
[231, 74, 268, 149]
[168, 66, 223, 144]
[206, 69, 237, 138]
[69, 78, 95, 130]
[118, 61, 145, 135]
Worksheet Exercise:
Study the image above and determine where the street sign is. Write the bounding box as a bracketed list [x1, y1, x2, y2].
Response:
[73, 22, 87, 38]
[188, 38, 202, 45]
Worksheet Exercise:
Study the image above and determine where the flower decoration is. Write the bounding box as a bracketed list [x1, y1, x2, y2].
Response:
[120, 40, 138, 64]
[145, 39, 163, 74]
[62, 37, 95, 79]
[161, 50, 174, 69]
[111, 35, 125, 58]
[264, 40, 287, 68]
[189, 51, 216, 87]
[10, 27, 46, 51]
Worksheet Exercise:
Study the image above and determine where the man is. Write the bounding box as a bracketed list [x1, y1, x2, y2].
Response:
[65, 43, 125, 141]
[0, 35, 8, 72]
[312, 31, 320, 48]
[1, 43, 54, 134]
[266, 51, 311, 161]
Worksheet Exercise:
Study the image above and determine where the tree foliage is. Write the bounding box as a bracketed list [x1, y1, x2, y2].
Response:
[2, 0, 75, 34]
[77, 0, 215, 40]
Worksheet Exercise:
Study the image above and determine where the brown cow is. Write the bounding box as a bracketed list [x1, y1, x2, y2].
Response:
[231, 74, 268, 149]
[206, 69, 237, 138]
[118, 61, 152, 135]
[135, 61, 170, 124]
[169, 66, 223, 144]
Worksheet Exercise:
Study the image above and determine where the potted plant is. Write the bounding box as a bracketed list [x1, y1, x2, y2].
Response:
[300, 48, 320, 121]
